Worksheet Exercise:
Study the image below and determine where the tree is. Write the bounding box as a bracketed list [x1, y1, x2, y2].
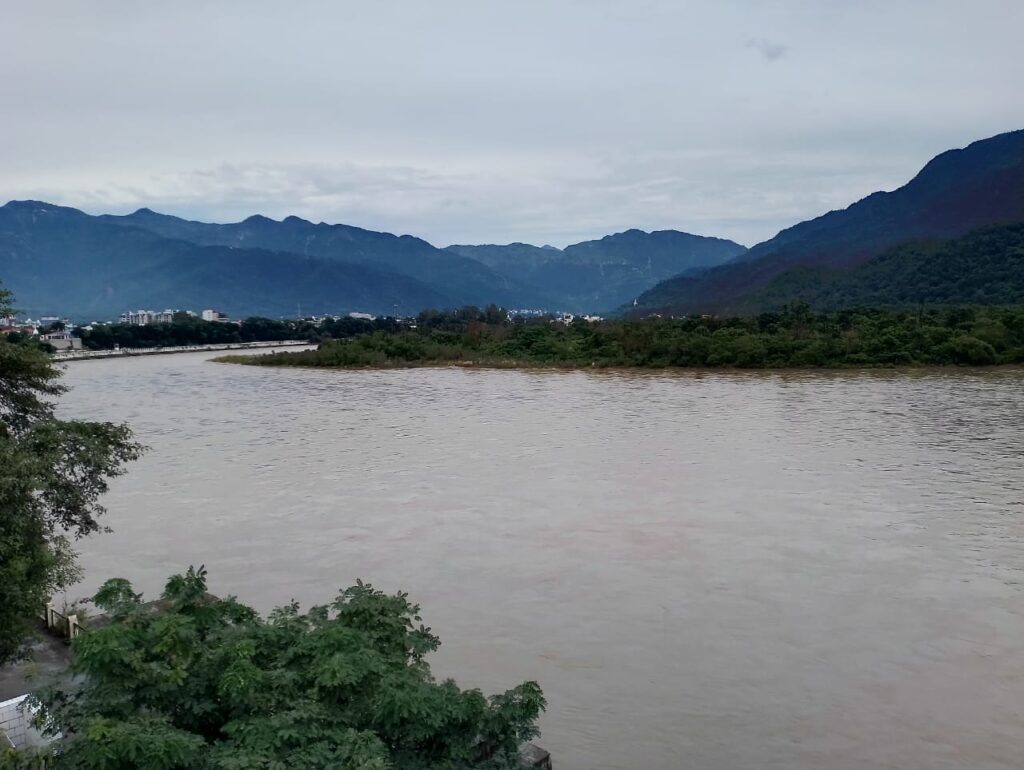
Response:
[945, 334, 998, 365]
[0, 285, 141, 663]
[23, 567, 545, 770]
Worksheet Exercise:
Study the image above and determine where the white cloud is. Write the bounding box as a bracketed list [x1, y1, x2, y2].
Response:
[2, 0, 1022, 247]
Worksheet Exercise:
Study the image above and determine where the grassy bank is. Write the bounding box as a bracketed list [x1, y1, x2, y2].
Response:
[214, 305, 1024, 370]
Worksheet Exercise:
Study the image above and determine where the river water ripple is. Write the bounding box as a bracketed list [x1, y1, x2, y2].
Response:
[58, 352, 1024, 770]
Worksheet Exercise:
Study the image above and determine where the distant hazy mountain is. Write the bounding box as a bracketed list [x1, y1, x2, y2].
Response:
[0, 202, 450, 318]
[446, 242, 560, 274]
[12, 129, 1019, 321]
[99, 208, 554, 311]
[634, 128, 1024, 315]
[0, 200, 747, 319]
[448, 229, 747, 311]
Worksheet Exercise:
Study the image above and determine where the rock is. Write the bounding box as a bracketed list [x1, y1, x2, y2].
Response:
[519, 742, 552, 768]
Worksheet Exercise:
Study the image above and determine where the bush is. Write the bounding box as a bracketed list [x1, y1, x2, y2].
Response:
[945, 335, 998, 365]
[28, 567, 546, 770]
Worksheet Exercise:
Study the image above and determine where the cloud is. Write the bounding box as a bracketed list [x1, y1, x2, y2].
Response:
[1, 1, 1022, 249]
[9, 145, 910, 251]
[746, 37, 790, 61]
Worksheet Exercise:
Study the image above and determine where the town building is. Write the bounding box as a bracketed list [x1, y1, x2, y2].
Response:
[119, 309, 179, 326]
[40, 331, 83, 350]
[201, 309, 229, 322]
[38, 316, 70, 328]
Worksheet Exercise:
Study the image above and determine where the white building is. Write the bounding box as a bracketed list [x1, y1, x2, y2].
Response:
[119, 309, 178, 326]
[38, 316, 70, 328]
[40, 331, 82, 350]
[201, 309, 229, 322]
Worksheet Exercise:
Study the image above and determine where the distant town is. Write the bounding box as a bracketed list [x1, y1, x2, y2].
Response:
[1, 305, 603, 352]
[0, 306, 378, 351]
[1, 308, 236, 351]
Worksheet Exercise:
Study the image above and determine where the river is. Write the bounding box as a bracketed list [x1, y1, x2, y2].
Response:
[56, 351, 1024, 770]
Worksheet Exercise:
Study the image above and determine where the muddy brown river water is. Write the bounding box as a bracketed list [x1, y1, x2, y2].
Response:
[58, 351, 1024, 769]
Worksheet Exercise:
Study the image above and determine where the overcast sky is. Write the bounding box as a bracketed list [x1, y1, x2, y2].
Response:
[3, 1, 1022, 248]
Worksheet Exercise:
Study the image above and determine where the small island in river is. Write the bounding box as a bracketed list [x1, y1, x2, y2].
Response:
[214, 304, 1024, 370]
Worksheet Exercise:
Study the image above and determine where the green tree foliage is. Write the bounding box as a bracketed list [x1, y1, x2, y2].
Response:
[749, 222, 1024, 311]
[219, 304, 1024, 370]
[77, 316, 404, 351]
[21, 567, 545, 770]
[0, 286, 141, 664]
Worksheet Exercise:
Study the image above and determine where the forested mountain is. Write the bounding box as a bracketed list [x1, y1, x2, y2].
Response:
[2, 202, 744, 318]
[633, 128, 1024, 315]
[743, 222, 1024, 310]
[6, 129, 1023, 320]
[448, 229, 746, 311]
[97, 207, 558, 310]
[445, 242, 560, 274]
[0, 202, 450, 318]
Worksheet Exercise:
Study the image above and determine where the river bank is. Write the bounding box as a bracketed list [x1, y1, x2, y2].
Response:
[54, 339, 310, 362]
[214, 353, 1024, 374]
[209, 306, 1024, 370]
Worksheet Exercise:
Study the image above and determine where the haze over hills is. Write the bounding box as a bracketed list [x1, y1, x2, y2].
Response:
[0, 201, 745, 319]
[97, 208, 555, 312]
[448, 229, 746, 311]
[3, 129, 1023, 321]
[0, 202, 452, 318]
[633, 128, 1024, 315]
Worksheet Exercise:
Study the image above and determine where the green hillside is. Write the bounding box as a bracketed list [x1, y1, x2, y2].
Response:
[747, 222, 1024, 310]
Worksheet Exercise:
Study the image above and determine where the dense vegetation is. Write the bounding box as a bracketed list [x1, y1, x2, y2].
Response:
[0, 287, 140, 663]
[218, 304, 1024, 370]
[12, 567, 544, 770]
[748, 222, 1024, 310]
[76, 315, 402, 350]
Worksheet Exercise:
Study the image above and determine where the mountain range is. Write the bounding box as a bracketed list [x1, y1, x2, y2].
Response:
[2, 128, 1022, 321]
[633, 128, 1024, 315]
[447, 230, 745, 311]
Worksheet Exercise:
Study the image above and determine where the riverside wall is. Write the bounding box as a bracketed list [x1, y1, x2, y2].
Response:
[53, 339, 311, 362]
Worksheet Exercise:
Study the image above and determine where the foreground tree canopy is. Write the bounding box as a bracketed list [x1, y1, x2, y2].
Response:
[0, 286, 140, 663]
[20, 567, 545, 770]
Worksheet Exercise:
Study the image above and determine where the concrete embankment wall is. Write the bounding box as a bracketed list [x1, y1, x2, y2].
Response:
[53, 340, 311, 362]
[0, 695, 47, 750]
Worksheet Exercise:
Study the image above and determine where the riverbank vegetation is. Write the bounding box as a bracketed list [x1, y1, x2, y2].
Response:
[0, 287, 141, 664]
[15, 567, 545, 770]
[76, 314, 402, 350]
[218, 304, 1024, 370]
